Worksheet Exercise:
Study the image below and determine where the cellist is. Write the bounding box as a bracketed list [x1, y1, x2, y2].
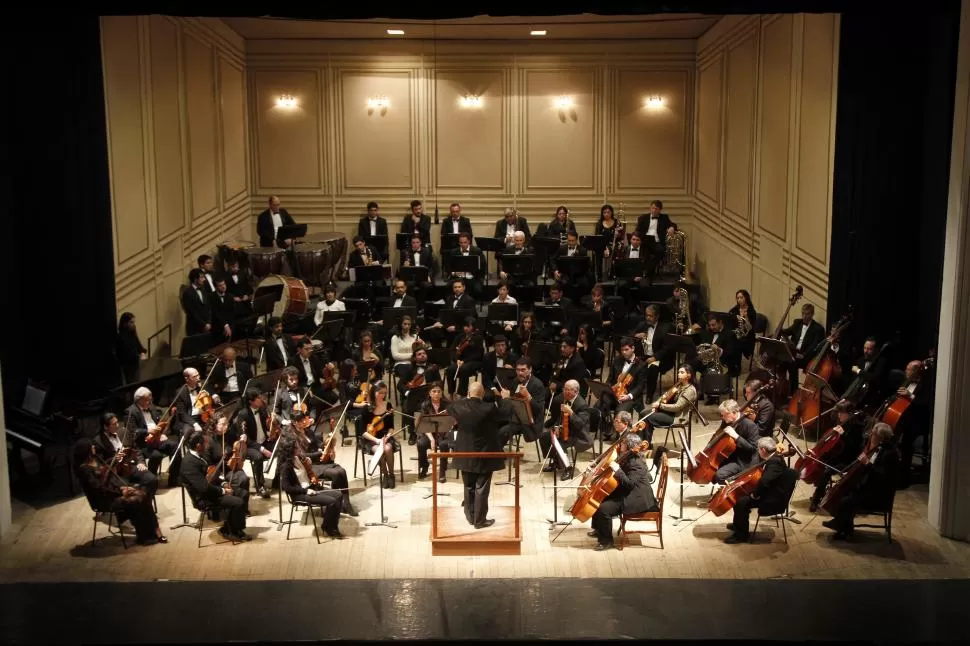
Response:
[724, 437, 791, 544]
[588, 432, 658, 551]
[808, 400, 865, 512]
[822, 422, 899, 540]
[711, 400, 762, 484]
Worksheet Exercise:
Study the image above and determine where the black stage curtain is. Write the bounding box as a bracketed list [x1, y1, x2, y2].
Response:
[828, 4, 961, 366]
[0, 16, 117, 408]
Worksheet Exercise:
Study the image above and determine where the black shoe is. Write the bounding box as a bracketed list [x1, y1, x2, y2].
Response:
[324, 528, 344, 538]
[832, 530, 853, 541]
[587, 530, 598, 537]
[594, 542, 614, 551]
[474, 519, 496, 529]
[560, 468, 574, 481]
[724, 533, 749, 544]
[219, 526, 233, 540]
[726, 523, 735, 532]
[542, 465, 555, 473]
[387, 476, 396, 489]
[232, 531, 253, 542]
[822, 519, 839, 531]
[438, 474, 446, 484]
[258, 487, 270, 499]
[418, 469, 428, 479]
[156, 535, 168, 544]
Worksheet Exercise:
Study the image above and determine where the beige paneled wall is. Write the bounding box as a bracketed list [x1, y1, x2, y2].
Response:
[246, 40, 696, 268]
[690, 14, 839, 331]
[101, 16, 250, 352]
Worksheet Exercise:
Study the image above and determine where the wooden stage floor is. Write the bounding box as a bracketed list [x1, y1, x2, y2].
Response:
[2, 400, 968, 584]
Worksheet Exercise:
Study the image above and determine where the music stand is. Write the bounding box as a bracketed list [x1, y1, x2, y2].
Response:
[553, 255, 591, 282]
[399, 265, 430, 286]
[706, 311, 737, 333]
[756, 337, 795, 366]
[496, 396, 530, 488]
[671, 425, 699, 525]
[500, 253, 536, 280]
[404, 383, 433, 413]
[395, 232, 412, 252]
[613, 258, 646, 296]
[584, 379, 614, 454]
[475, 236, 506, 285]
[487, 303, 519, 326]
[438, 308, 477, 332]
[543, 429, 572, 528]
[349, 265, 386, 284]
[179, 333, 213, 360]
[311, 320, 343, 350]
[664, 332, 699, 364]
[278, 224, 307, 243]
[427, 348, 454, 374]
[440, 233, 461, 255]
[528, 341, 560, 371]
[415, 412, 456, 499]
[382, 306, 418, 330]
[448, 255, 481, 280]
[533, 304, 567, 333]
[572, 310, 604, 332]
[580, 235, 608, 279]
[363, 234, 388, 261]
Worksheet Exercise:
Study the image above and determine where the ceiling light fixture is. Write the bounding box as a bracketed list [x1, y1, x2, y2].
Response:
[530, 30, 547, 36]
[386, 29, 405, 35]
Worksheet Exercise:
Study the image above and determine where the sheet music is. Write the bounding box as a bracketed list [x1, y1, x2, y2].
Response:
[551, 432, 571, 468]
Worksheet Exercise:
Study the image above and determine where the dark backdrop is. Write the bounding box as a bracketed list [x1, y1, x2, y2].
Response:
[827, 5, 961, 367]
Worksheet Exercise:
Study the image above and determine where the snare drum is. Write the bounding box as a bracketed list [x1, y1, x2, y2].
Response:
[293, 243, 332, 287]
[244, 247, 285, 280]
[256, 275, 309, 319]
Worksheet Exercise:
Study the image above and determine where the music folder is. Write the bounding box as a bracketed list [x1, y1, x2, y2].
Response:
[440, 233, 462, 253]
[398, 265, 430, 284]
[533, 304, 566, 327]
[438, 308, 477, 330]
[571, 310, 603, 330]
[499, 396, 531, 427]
[363, 234, 388, 259]
[349, 264, 385, 283]
[493, 366, 517, 390]
[179, 333, 213, 359]
[499, 253, 535, 276]
[487, 302, 519, 324]
[312, 319, 343, 344]
[475, 236, 505, 253]
[527, 340, 559, 367]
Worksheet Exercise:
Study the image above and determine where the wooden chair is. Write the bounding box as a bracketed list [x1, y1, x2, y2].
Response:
[617, 451, 668, 550]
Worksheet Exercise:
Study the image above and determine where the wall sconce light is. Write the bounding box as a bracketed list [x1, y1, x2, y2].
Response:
[555, 95, 574, 109]
[277, 94, 297, 108]
[645, 95, 664, 109]
[459, 95, 483, 108]
[367, 96, 390, 110]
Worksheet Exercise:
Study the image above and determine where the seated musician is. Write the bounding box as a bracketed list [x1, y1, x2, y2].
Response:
[290, 411, 357, 517]
[743, 378, 775, 437]
[633, 304, 674, 403]
[614, 232, 649, 306]
[426, 278, 477, 346]
[497, 357, 546, 446]
[338, 359, 366, 443]
[275, 366, 309, 427]
[547, 205, 577, 241]
[358, 201, 390, 261]
[640, 365, 698, 443]
[690, 313, 740, 402]
[277, 434, 344, 538]
[604, 338, 647, 416]
[843, 336, 891, 407]
[125, 387, 178, 480]
[894, 359, 934, 488]
[588, 432, 658, 551]
[313, 283, 345, 326]
[494, 207, 531, 246]
[415, 382, 453, 481]
[724, 437, 792, 544]
[211, 347, 252, 404]
[497, 231, 535, 289]
[390, 316, 420, 378]
[181, 430, 252, 542]
[447, 231, 484, 299]
[356, 380, 398, 489]
[74, 437, 167, 545]
[203, 412, 251, 514]
[539, 379, 592, 480]
[235, 388, 275, 498]
[781, 303, 825, 389]
[352, 331, 383, 370]
[808, 400, 865, 512]
[348, 235, 384, 301]
[95, 412, 158, 497]
[290, 337, 339, 408]
[576, 325, 603, 375]
[490, 282, 519, 334]
[481, 335, 518, 393]
[209, 277, 236, 343]
[552, 231, 590, 302]
[664, 281, 703, 335]
[265, 317, 297, 371]
[549, 337, 588, 399]
[540, 283, 572, 342]
[513, 313, 537, 361]
[446, 317, 485, 398]
[587, 285, 614, 340]
[397, 345, 442, 417]
[400, 236, 434, 305]
[822, 422, 900, 540]
[712, 399, 762, 484]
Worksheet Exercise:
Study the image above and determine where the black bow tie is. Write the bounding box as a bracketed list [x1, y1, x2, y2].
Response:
[651, 215, 659, 220]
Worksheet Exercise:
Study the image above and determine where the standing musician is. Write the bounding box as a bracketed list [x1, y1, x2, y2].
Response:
[449, 382, 508, 529]
[357, 381, 398, 489]
[181, 430, 252, 542]
[224, 258, 254, 315]
[822, 422, 900, 540]
[256, 195, 296, 248]
[633, 304, 674, 403]
[277, 435, 344, 538]
[712, 399, 762, 484]
[640, 366, 698, 443]
[211, 347, 252, 404]
[124, 387, 178, 480]
[742, 378, 775, 437]
[74, 437, 167, 545]
[415, 382, 453, 482]
[781, 303, 826, 390]
[446, 317, 485, 398]
[358, 201, 389, 261]
[94, 412, 158, 497]
[605, 338, 647, 415]
[203, 412, 251, 515]
[400, 199, 432, 246]
[724, 437, 794, 544]
[588, 433, 658, 551]
[493, 207, 531, 246]
[209, 278, 237, 343]
[496, 357, 546, 446]
[808, 400, 866, 512]
[235, 388, 275, 498]
[181, 269, 212, 336]
[539, 379, 592, 481]
[288, 412, 355, 524]
[264, 317, 296, 371]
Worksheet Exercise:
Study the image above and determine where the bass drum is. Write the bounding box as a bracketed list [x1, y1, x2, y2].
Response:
[256, 275, 309, 320]
[244, 247, 285, 281]
[293, 243, 332, 287]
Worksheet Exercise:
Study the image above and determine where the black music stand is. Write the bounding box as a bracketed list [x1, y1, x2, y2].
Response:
[438, 308, 477, 332]
[706, 310, 737, 333]
[178, 333, 213, 361]
[350, 264, 386, 284]
[382, 306, 419, 330]
[395, 232, 412, 252]
[580, 235, 608, 280]
[496, 396, 530, 488]
[500, 253, 536, 281]
[363, 234, 388, 262]
[533, 304, 567, 334]
[487, 303, 519, 325]
[553, 255, 591, 283]
[757, 337, 795, 366]
[448, 255, 481, 280]
[404, 383, 432, 413]
[254, 282, 285, 303]
[399, 265, 430, 286]
[278, 224, 308, 279]
[664, 332, 700, 366]
[415, 412, 456, 499]
[528, 340, 560, 372]
[530, 236, 562, 281]
[584, 379, 615, 455]
[572, 310, 603, 332]
[613, 258, 646, 296]
[311, 319, 343, 349]
[426, 348, 454, 375]
[440, 233, 461, 255]
[493, 366, 517, 390]
[475, 237, 506, 286]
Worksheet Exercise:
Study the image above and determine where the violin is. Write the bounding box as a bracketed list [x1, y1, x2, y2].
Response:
[355, 368, 376, 404]
[196, 389, 216, 424]
[322, 362, 338, 390]
[406, 364, 438, 390]
[227, 421, 248, 472]
[93, 455, 146, 504]
[366, 413, 387, 438]
[145, 406, 177, 447]
[456, 335, 471, 357]
[612, 371, 634, 398]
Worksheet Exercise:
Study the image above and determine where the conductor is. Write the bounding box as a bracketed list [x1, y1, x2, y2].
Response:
[449, 382, 508, 529]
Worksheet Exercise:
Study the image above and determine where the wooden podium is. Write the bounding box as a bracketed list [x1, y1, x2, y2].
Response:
[429, 451, 524, 556]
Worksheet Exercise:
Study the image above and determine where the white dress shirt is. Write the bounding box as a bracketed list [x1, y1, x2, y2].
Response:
[646, 217, 659, 241]
[314, 298, 346, 325]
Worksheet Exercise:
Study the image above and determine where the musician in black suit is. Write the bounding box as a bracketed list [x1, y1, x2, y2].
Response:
[493, 208, 531, 246]
[822, 423, 900, 540]
[614, 232, 650, 304]
[497, 231, 535, 289]
[743, 378, 776, 437]
[539, 379, 592, 480]
[400, 236, 434, 303]
[895, 359, 935, 488]
[449, 382, 509, 528]
[589, 432, 658, 550]
[446, 232, 486, 300]
[540, 283, 573, 341]
[181, 269, 212, 336]
[401, 199, 432, 246]
[446, 318, 485, 398]
[264, 316, 297, 371]
[480, 335, 519, 395]
[235, 388, 274, 498]
[552, 231, 590, 302]
[358, 201, 390, 261]
[125, 387, 179, 478]
[277, 430, 344, 538]
[808, 400, 866, 512]
[425, 278, 477, 346]
[256, 195, 296, 248]
[94, 412, 158, 496]
[289, 337, 337, 406]
[203, 412, 251, 513]
[496, 357, 545, 445]
[181, 430, 251, 541]
[548, 337, 587, 397]
[299, 411, 357, 516]
[725, 437, 796, 544]
[633, 304, 675, 402]
[440, 202, 473, 242]
[781, 303, 826, 389]
[211, 347, 252, 404]
[604, 339, 648, 414]
[209, 278, 237, 343]
[842, 337, 890, 406]
[396, 345, 443, 405]
[223, 257, 254, 309]
[690, 313, 741, 399]
[634, 200, 675, 274]
[712, 399, 762, 484]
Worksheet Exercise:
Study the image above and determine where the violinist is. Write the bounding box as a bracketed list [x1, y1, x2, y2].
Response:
[277, 434, 345, 538]
[742, 378, 775, 437]
[480, 335, 518, 397]
[397, 345, 442, 419]
[605, 339, 647, 415]
[724, 437, 792, 544]
[181, 430, 251, 542]
[496, 357, 546, 446]
[446, 317, 485, 398]
[211, 347, 252, 404]
[274, 367, 306, 427]
[588, 432, 657, 551]
[94, 412, 158, 497]
[822, 422, 899, 540]
[74, 437, 167, 545]
[174, 367, 215, 436]
[235, 388, 274, 498]
[352, 331, 383, 369]
[357, 381, 398, 489]
[293, 410, 357, 517]
[415, 382, 453, 482]
[513, 312, 536, 361]
[124, 387, 178, 480]
[711, 399, 762, 484]
[203, 412, 251, 514]
[264, 316, 297, 371]
[540, 379, 592, 481]
[548, 337, 587, 398]
[808, 400, 865, 512]
[640, 366, 698, 443]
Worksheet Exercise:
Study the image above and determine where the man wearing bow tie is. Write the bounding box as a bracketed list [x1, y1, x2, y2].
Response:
[634, 200, 676, 277]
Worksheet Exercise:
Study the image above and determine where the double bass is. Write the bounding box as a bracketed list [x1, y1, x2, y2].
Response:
[569, 431, 651, 523]
[786, 310, 852, 433]
[686, 378, 774, 485]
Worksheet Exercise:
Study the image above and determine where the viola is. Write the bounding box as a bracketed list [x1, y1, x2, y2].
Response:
[406, 364, 438, 390]
[456, 335, 471, 357]
[145, 406, 176, 447]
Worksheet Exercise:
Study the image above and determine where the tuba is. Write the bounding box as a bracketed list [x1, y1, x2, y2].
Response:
[697, 343, 726, 374]
[659, 229, 688, 279]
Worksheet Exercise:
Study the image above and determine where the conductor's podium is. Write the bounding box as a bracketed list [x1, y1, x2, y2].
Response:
[429, 451, 523, 556]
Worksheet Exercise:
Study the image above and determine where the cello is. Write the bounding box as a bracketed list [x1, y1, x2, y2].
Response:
[687, 378, 775, 485]
[708, 442, 794, 516]
[875, 354, 935, 436]
[819, 430, 882, 516]
[569, 431, 651, 523]
[795, 409, 866, 484]
[785, 310, 852, 434]
[752, 285, 803, 405]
